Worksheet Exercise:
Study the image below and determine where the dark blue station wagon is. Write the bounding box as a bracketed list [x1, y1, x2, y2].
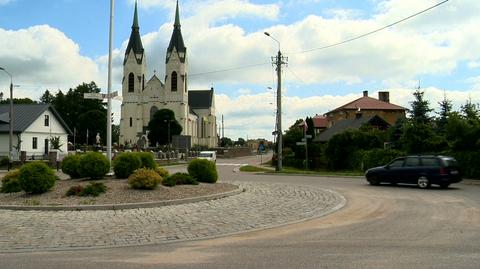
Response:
[365, 155, 462, 189]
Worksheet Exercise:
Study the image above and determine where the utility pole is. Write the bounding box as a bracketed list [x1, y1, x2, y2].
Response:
[222, 115, 225, 139]
[265, 32, 287, 171]
[106, 0, 115, 174]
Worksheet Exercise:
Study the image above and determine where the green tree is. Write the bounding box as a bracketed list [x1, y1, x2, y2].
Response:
[0, 98, 36, 104]
[400, 122, 447, 154]
[234, 138, 246, 146]
[220, 137, 233, 147]
[436, 94, 452, 132]
[40, 90, 55, 104]
[78, 110, 107, 145]
[409, 89, 432, 124]
[147, 109, 182, 146]
[112, 124, 120, 145]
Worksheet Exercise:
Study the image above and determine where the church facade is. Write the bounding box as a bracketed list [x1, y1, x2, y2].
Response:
[119, 1, 218, 148]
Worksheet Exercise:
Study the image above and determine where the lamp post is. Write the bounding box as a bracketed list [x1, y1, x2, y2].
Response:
[264, 32, 287, 171]
[0, 67, 13, 166]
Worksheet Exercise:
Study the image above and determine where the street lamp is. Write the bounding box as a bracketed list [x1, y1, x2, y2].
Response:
[264, 32, 286, 171]
[0, 67, 13, 166]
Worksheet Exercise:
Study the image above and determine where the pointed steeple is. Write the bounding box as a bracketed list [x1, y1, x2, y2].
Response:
[125, 0, 144, 63]
[166, 0, 186, 63]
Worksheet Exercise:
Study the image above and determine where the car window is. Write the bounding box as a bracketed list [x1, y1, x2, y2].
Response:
[441, 158, 458, 168]
[421, 157, 439, 167]
[388, 158, 404, 168]
[405, 157, 420, 167]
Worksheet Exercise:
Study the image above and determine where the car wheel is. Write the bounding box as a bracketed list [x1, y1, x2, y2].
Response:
[368, 176, 380, 186]
[439, 183, 450, 189]
[417, 176, 431, 189]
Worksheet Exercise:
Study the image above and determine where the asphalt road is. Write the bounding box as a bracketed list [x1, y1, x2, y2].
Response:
[1, 155, 479, 269]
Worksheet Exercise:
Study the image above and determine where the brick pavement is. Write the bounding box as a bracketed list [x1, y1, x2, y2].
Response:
[0, 182, 345, 252]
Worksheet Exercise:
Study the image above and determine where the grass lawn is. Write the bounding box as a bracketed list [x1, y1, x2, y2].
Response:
[240, 165, 364, 177]
[239, 165, 273, 172]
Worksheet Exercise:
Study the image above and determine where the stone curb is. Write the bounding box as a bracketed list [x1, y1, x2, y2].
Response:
[0, 187, 245, 211]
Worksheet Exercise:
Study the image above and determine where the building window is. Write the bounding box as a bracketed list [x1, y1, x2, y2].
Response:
[128, 73, 134, 92]
[129, 117, 133, 127]
[150, 106, 158, 121]
[44, 115, 49, 126]
[32, 137, 38, 149]
[171, 71, 177, 92]
[185, 74, 188, 93]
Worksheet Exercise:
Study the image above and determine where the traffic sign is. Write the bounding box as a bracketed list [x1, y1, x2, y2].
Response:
[306, 135, 312, 139]
[296, 142, 306, 146]
[83, 93, 103, 100]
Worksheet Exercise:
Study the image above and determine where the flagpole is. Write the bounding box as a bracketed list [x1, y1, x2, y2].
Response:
[106, 0, 114, 174]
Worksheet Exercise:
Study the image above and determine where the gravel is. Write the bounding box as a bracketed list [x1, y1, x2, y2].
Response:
[0, 178, 238, 206]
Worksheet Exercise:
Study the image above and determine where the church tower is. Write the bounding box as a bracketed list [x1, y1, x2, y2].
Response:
[165, 0, 189, 133]
[120, 0, 147, 145]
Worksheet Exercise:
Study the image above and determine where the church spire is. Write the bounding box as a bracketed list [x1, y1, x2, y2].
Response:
[166, 0, 186, 63]
[125, 0, 144, 62]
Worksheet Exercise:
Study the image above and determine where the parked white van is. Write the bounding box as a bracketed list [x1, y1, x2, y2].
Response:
[198, 151, 216, 163]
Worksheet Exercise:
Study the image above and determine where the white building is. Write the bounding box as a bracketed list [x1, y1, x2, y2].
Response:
[120, 1, 218, 148]
[0, 104, 71, 157]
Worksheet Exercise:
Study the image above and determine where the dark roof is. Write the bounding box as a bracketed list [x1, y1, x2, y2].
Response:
[125, 1, 144, 64]
[327, 96, 406, 115]
[189, 89, 214, 109]
[0, 104, 72, 135]
[166, 0, 187, 63]
[313, 115, 389, 142]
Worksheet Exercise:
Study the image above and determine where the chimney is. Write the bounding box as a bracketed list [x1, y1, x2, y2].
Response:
[363, 90, 368, 97]
[378, 91, 390, 103]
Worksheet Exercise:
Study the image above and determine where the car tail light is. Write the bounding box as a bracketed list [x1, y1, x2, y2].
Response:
[440, 168, 448, 176]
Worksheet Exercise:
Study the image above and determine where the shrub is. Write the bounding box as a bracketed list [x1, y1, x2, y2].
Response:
[61, 154, 82, 179]
[0, 156, 10, 167]
[128, 168, 162, 190]
[1, 170, 22, 193]
[136, 152, 157, 169]
[78, 152, 110, 180]
[188, 159, 218, 183]
[81, 182, 107, 196]
[66, 185, 84, 196]
[162, 175, 177, 187]
[155, 166, 169, 178]
[18, 161, 56, 194]
[168, 172, 198, 185]
[361, 149, 406, 171]
[450, 151, 480, 179]
[113, 152, 142, 178]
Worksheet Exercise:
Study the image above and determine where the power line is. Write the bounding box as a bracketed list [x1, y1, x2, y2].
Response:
[287, 0, 449, 55]
[189, 62, 270, 77]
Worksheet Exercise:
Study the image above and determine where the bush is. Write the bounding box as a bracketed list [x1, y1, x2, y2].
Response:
[78, 152, 110, 180]
[168, 172, 198, 185]
[0, 156, 10, 167]
[1, 170, 22, 193]
[61, 154, 82, 179]
[188, 159, 218, 183]
[136, 152, 157, 169]
[65, 185, 84, 196]
[155, 166, 169, 178]
[450, 151, 480, 179]
[113, 153, 142, 178]
[18, 161, 56, 194]
[361, 149, 406, 171]
[81, 182, 107, 196]
[128, 168, 162, 190]
[162, 175, 177, 187]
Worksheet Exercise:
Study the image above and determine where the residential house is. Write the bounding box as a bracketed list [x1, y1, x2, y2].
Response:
[312, 115, 328, 137]
[0, 104, 72, 158]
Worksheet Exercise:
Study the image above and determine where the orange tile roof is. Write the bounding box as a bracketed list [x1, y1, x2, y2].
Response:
[328, 96, 406, 114]
[312, 116, 328, 128]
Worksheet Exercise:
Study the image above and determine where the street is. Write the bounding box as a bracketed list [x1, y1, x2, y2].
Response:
[1, 154, 479, 269]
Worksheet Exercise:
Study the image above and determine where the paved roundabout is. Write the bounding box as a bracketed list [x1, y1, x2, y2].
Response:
[0, 182, 345, 252]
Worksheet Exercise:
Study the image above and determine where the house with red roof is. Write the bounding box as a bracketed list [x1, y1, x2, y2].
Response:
[325, 91, 406, 127]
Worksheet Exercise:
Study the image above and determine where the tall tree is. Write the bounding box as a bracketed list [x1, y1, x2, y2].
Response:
[147, 109, 182, 146]
[437, 94, 452, 131]
[409, 89, 432, 124]
[0, 98, 36, 104]
[40, 90, 55, 104]
[461, 99, 480, 122]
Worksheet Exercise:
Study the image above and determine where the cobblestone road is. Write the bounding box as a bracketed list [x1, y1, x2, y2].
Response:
[0, 182, 345, 252]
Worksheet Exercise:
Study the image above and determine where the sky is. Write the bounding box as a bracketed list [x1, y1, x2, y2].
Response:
[0, 0, 479, 140]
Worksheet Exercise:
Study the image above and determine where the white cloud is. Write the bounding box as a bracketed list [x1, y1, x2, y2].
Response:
[0, 25, 101, 99]
[0, 0, 14, 6]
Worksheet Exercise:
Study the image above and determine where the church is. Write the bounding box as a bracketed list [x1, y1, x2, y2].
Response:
[119, 1, 218, 149]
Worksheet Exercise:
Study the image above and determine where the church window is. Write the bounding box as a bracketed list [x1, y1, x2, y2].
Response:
[185, 74, 187, 93]
[128, 73, 134, 92]
[171, 71, 177, 92]
[142, 75, 145, 91]
[150, 106, 158, 121]
[129, 117, 133, 127]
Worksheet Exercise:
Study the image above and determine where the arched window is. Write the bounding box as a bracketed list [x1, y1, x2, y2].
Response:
[185, 73, 188, 93]
[171, 71, 177, 92]
[128, 73, 134, 92]
[150, 106, 158, 121]
[129, 117, 133, 127]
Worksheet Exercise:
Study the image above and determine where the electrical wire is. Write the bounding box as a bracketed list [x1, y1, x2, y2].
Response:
[189, 62, 270, 77]
[287, 0, 449, 55]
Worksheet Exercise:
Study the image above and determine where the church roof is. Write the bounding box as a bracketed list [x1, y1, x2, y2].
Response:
[166, 0, 186, 63]
[189, 89, 214, 109]
[125, 1, 144, 64]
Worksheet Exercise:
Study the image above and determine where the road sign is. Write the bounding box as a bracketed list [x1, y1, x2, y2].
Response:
[83, 93, 103, 100]
[296, 142, 306, 146]
[306, 135, 312, 139]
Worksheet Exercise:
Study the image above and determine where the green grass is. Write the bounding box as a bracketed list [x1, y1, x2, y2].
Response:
[239, 165, 273, 172]
[240, 164, 363, 176]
